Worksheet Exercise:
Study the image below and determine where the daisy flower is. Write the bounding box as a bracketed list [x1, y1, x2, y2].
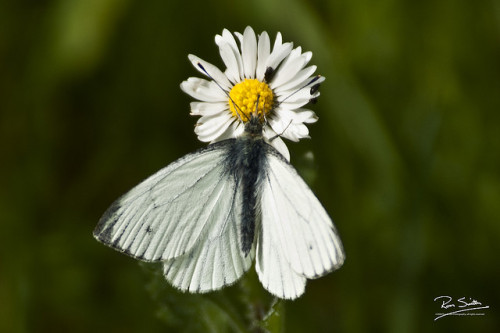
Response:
[180, 26, 324, 161]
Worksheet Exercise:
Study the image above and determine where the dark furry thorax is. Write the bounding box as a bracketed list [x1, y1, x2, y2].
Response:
[242, 114, 265, 139]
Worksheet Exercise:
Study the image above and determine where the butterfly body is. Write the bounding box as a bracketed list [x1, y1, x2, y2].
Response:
[223, 115, 268, 256]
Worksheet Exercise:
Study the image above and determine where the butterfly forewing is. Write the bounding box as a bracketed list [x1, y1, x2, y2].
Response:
[95, 141, 245, 262]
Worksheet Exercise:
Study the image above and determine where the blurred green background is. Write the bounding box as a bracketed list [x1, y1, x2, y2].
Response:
[1, 0, 499, 332]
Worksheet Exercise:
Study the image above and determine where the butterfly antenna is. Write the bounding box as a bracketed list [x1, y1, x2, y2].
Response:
[256, 83, 290, 141]
[269, 75, 322, 141]
[195, 62, 244, 122]
[274, 75, 322, 107]
[262, 100, 269, 124]
[254, 94, 260, 117]
[269, 119, 293, 142]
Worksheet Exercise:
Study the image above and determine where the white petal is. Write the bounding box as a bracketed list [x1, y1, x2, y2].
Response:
[215, 29, 243, 83]
[276, 86, 323, 109]
[265, 33, 293, 72]
[276, 46, 302, 70]
[275, 32, 282, 45]
[292, 108, 319, 123]
[270, 49, 312, 89]
[269, 119, 305, 142]
[283, 123, 310, 142]
[263, 126, 290, 161]
[268, 116, 291, 139]
[214, 121, 245, 142]
[232, 122, 245, 137]
[240, 26, 257, 79]
[300, 74, 325, 91]
[268, 107, 316, 142]
[189, 101, 229, 116]
[277, 94, 311, 110]
[299, 75, 325, 92]
[188, 54, 232, 90]
[215, 39, 240, 83]
[270, 57, 307, 89]
[266, 44, 293, 71]
[256, 31, 271, 81]
[270, 136, 290, 161]
[221, 29, 241, 56]
[302, 51, 312, 64]
[276, 75, 324, 105]
[195, 112, 234, 142]
[273, 65, 317, 94]
[181, 78, 226, 102]
[273, 107, 318, 124]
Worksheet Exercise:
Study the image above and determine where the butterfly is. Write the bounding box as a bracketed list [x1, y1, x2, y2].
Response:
[94, 92, 344, 300]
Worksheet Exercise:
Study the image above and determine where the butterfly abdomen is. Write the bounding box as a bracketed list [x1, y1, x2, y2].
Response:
[225, 132, 267, 256]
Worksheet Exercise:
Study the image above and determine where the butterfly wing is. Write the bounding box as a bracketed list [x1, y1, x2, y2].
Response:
[94, 140, 253, 292]
[256, 146, 345, 299]
[255, 213, 307, 299]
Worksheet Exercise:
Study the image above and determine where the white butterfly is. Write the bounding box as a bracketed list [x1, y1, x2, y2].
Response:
[94, 112, 344, 300]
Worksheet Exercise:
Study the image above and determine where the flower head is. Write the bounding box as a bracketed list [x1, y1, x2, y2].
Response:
[181, 26, 324, 161]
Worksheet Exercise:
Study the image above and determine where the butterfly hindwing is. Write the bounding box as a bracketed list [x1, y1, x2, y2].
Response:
[162, 184, 253, 293]
[256, 208, 306, 299]
[256, 145, 345, 298]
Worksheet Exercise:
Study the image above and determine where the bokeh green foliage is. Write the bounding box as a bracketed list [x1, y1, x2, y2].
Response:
[1, 0, 499, 332]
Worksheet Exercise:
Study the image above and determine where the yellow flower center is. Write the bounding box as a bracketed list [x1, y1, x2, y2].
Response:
[228, 79, 274, 122]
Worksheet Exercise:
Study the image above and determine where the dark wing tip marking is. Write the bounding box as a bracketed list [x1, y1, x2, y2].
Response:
[93, 199, 123, 243]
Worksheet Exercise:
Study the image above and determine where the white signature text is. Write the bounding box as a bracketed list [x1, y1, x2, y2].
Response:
[434, 296, 489, 321]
